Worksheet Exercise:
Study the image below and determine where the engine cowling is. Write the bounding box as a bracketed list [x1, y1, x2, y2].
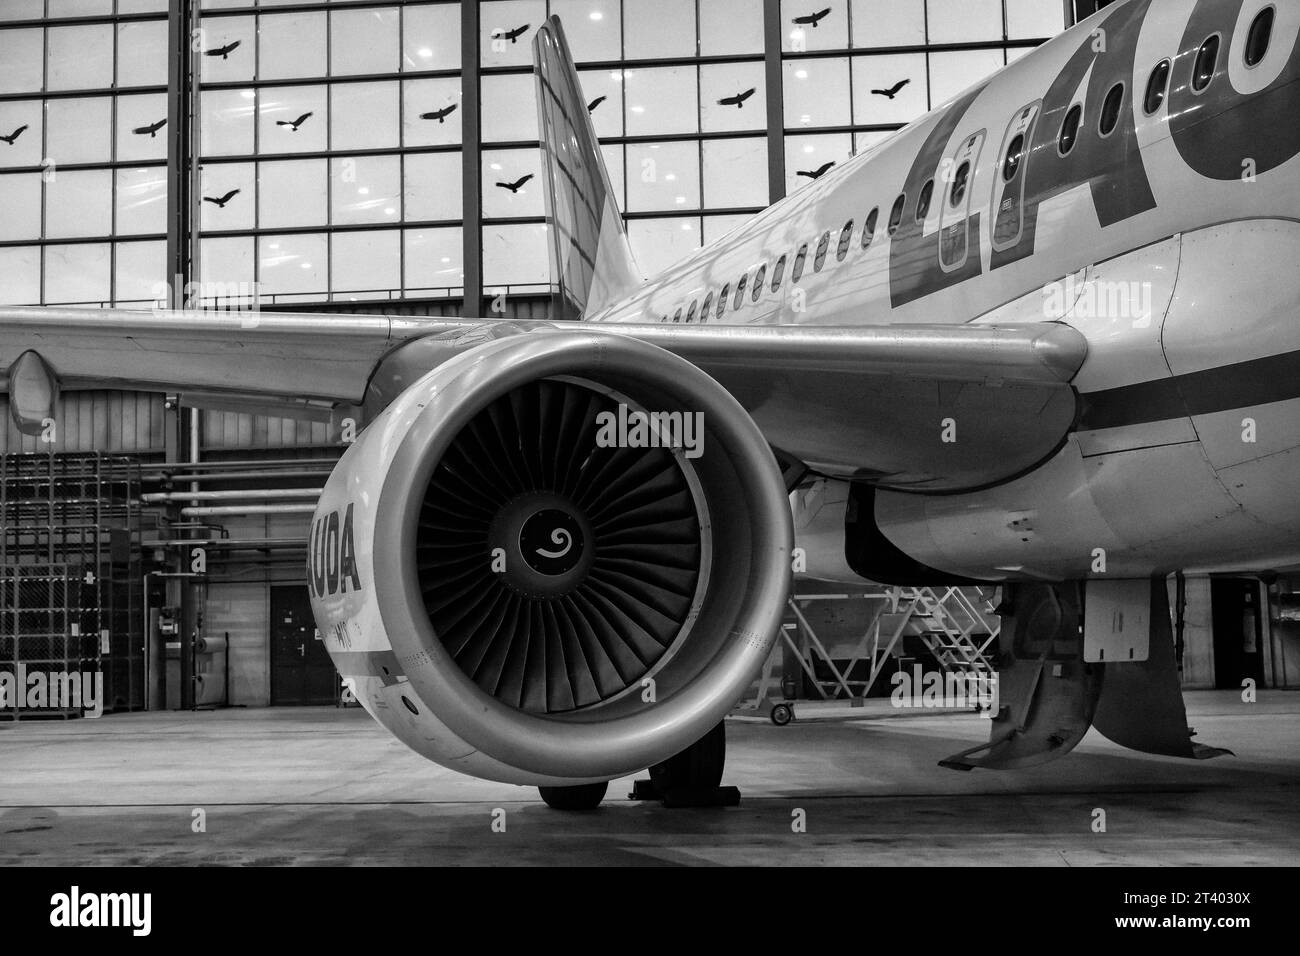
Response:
[308, 330, 792, 785]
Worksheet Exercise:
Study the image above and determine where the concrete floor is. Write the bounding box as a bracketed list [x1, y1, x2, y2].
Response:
[1, 691, 1296, 866]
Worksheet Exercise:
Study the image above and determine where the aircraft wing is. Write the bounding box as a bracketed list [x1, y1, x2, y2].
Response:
[0, 305, 1086, 491]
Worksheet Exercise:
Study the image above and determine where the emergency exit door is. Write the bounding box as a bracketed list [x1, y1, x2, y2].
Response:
[270, 585, 338, 705]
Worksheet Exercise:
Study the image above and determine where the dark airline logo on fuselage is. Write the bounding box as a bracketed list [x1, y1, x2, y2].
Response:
[309, 502, 363, 598]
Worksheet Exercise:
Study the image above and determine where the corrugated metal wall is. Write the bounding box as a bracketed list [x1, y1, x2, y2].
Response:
[0, 391, 167, 455]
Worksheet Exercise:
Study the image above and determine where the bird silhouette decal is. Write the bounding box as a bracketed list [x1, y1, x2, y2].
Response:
[133, 119, 166, 137]
[587, 95, 606, 112]
[420, 104, 458, 123]
[203, 189, 241, 208]
[204, 40, 241, 60]
[494, 24, 530, 44]
[792, 7, 831, 27]
[276, 112, 313, 132]
[717, 88, 756, 109]
[0, 124, 28, 146]
[496, 174, 534, 194]
[871, 79, 911, 99]
[796, 161, 835, 180]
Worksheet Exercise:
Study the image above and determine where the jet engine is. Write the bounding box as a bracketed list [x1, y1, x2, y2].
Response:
[308, 330, 792, 785]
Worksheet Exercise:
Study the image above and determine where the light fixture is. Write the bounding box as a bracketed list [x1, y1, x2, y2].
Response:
[440, 257, 451, 263]
[803, 144, 815, 153]
[384, 207, 395, 215]
[665, 173, 676, 181]
[795, 69, 808, 79]
[418, 47, 433, 58]
[358, 187, 369, 194]
[301, 262, 312, 269]
[675, 196, 686, 204]
[589, 10, 603, 21]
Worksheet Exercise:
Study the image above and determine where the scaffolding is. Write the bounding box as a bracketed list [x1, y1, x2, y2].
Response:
[0, 453, 144, 717]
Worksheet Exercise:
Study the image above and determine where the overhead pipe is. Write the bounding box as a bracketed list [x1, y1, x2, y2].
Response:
[142, 488, 322, 503]
[180, 504, 316, 517]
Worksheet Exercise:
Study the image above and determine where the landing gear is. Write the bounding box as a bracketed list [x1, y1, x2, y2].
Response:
[537, 780, 608, 811]
[631, 722, 740, 807]
[770, 703, 794, 726]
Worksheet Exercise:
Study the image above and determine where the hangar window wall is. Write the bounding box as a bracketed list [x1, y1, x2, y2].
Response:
[0, 0, 1065, 308]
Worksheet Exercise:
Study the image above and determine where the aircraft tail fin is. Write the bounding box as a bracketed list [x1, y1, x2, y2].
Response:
[533, 17, 643, 320]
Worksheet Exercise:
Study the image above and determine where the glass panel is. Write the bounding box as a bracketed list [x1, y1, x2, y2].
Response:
[331, 81, 399, 150]
[200, 161, 256, 232]
[482, 148, 544, 218]
[627, 217, 701, 278]
[201, 88, 257, 157]
[199, 16, 256, 84]
[784, 132, 852, 194]
[852, 53, 928, 125]
[702, 137, 767, 208]
[928, 49, 1004, 106]
[199, 236, 256, 295]
[0, 99, 43, 169]
[403, 2, 461, 72]
[259, 232, 328, 297]
[701, 63, 766, 133]
[118, 0, 171, 12]
[45, 243, 110, 305]
[403, 151, 462, 222]
[849, 0, 925, 47]
[926, 0, 1002, 44]
[784, 57, 851, 129]
[782, 0, 848, 53]
[114, 240, 165, 305]
[48, 0, 113, 15]
[601, 142, 625, 205]
[700, 0, 764, 56]
[0, 1, 44, 21]
[549, 0, 621, 61]
[0, 29, 43, 95]
[624, 66, 699, 136]
[258, 159, 328, 228]
[46, 98, 112, 165]
[0, 247, 40, 306]
[0, 173, 41, 241]
[258, 85, 328, 154]
[331, 229, 400, 295]
[626, 140, 700, 213]
[403, 77, 463, 146]
[1005, 0, 1065, 40]
[480, 0, 545, 68]
[624, 0, 696, 58]
[117, 20, 168, 88]
[854, 129, 894, 155]
[482, 222, 549, 288]
[481, 73, 539, 143]
[331, 155, 401, 226]
[47, 25, 113, 91]
[46, 169, 112, 239]
[116, 166, 168, 236]
[117, 93, 169, 163]
[330, 7, 399, 76]
[259, 13, 327, 81]
[578, 69, 624, 138]
[404, 227, 463, 294]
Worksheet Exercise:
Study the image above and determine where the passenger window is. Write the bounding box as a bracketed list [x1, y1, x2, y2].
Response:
[1144, 60, 1170, 115]
[733, 273, 748, 308]
[836, 220, 853, 261]
[1058, 104, 1082, 155]
[915, 179, 934, 223]
[1099, 83, 1124, 137]
[887, 194, 905, 235]
[1193, 34, 1219, 92]
[771, 254, 787, 290]
[813, 231, 831, 272]
[717, 283, 730, 318]
[1246, 8, 1273, 67]
[861, 207, 878, 249]
[752, 264, 766, 301]
[949, 162, 970, 207]
[1003, 134, 1025, 181]
[672, 308, 682, 323]
[686, 300, 697, 323]
[792, 243, 808, 281]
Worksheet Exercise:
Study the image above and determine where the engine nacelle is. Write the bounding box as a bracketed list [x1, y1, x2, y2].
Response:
[308, 330, 792, 785]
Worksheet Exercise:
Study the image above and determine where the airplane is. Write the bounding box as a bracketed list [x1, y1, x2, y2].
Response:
[1, 1, 1295, 812]
[132, 119, 166, 137]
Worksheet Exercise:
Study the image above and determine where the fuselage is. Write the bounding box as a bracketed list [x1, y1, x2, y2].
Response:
[594, 0, 1300, 580]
